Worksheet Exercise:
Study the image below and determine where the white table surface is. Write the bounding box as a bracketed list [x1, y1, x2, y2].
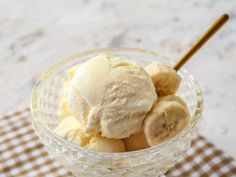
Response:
[0, 0, 236, 158]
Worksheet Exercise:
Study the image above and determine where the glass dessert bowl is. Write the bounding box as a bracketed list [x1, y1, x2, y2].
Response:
[31, 48, 203, 177]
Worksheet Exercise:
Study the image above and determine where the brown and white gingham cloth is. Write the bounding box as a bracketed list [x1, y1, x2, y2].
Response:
[0, 109, 236, 177]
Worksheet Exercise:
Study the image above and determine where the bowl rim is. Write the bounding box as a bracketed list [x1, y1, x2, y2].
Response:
[31, 47, 203, 159]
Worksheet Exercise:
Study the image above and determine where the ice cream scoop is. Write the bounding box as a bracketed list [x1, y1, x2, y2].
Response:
[57, 65, 80, 119]
[67, 54, 157, 139]
[54, 116, 126, 152]
[54, 116, 90, 146]
[144, 95, 190, 146]
[144, 63, 181, 96]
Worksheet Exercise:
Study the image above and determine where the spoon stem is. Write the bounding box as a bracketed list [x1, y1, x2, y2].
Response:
[174, 14, 229, 71]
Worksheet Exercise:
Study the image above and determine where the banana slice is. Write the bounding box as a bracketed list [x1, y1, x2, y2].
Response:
[158, 95, 187, 108]
[144, 95, 190, 146]
[86, 134, 126, 152]
[144, 63, 181, 96]
[124, 132, 149, 151]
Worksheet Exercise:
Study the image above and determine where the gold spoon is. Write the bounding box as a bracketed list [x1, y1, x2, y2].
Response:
[174, 14, 229, 71]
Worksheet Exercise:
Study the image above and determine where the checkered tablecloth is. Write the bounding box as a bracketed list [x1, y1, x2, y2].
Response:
[0, 109, 236, 177]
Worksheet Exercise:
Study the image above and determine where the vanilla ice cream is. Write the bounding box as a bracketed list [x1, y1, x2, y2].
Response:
[54, 116, 90, 146]
[54, 116, 126, 152]
[54, 54, 192, 153]
[57, 65, 80, 119]
[66, 54, 157, 139]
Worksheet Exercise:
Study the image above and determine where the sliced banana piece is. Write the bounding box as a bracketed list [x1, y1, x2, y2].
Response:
[86, 134, 126, 152]
[144, 95, 190, 146]
[158, 95, 187, 108]
[144, 63, 181, 96]
[124, 132, 149, 151]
